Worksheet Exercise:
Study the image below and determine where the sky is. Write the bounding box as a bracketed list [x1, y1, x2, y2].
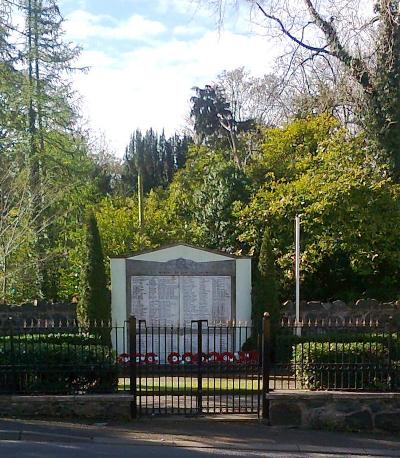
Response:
[58, 0, 278, 157]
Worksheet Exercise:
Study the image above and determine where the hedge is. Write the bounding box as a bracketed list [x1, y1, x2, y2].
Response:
[0, 333, 118, 394]
[292, 341, 397, 391]
[0, 332, 102, 346]
[276, 331, 399, 364]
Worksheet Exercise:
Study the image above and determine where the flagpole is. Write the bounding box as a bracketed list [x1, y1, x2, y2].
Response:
[295, 215, 301, 335]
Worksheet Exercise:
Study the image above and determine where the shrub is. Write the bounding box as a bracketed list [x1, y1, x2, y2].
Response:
[276, 331, 399, 364]
[0, 333, 118, 394]
[0, 332, 101, 346]
[292, 341, 392, 391]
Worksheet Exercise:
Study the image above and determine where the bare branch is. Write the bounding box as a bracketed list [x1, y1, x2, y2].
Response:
[256, 2, 331, 55]
[302, 0, 374, 93]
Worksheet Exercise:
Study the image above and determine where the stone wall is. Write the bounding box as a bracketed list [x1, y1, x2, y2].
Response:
[267, 392, 400, 433]
[0, 393, 399, 432]
[0, 395, 132, 421]
[0, 303, 76, 330]
[282, 299, 400, 325]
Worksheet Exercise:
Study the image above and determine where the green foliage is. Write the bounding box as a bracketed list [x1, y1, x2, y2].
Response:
[239, 115, 400, 301]
[191, 85, 233, 140]
[0, 332, 101, 346]
[253, 227, 280, 331]
[0, 336, 117, 394]
[276, 331, 399, 364]
[123, 129, 190, 195]
[78, 212, 111, 329]
[193, 153, 249, 251]
[293, 341, 391, 391]
[2, 0, 400, 313]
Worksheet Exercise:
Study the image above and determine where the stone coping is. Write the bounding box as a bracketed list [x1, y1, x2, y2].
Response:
[0, 391, 398, 401]
[0, 394, 133, 401]
[266, 391, 400, 400]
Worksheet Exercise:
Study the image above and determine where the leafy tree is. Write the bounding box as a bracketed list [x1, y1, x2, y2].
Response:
[205, 0, 400, 181]
[193, 153, 249, 251]
[77, 211, 110, 328]
[239, 115, 400, 301]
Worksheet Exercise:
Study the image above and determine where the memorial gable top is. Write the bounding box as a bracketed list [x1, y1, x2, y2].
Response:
[110, 243, 250, 263]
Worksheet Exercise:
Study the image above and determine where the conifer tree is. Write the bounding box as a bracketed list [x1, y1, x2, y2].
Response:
[22, 0, 81, 299]
[78, 211, 111, 330]
[253, 226, 280, 331]
[123, 129, 190, 194]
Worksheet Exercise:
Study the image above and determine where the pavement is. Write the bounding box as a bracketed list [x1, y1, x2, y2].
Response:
[0, 416, 399, 457]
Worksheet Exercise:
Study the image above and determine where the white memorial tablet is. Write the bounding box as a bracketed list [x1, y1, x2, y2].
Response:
[131, 275, 231, 325]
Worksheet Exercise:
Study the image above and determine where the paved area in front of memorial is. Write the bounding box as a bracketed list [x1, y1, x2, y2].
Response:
[0, 417, 399, 457]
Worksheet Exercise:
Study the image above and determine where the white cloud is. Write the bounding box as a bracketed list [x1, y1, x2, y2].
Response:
[173, 24, 207, 36]
[64, 10, 166, 41]
[155, 0, 210, 17]
[72, 29, 279, 156]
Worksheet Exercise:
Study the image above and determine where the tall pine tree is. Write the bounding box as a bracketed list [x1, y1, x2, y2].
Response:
[21, 0, 82, 299]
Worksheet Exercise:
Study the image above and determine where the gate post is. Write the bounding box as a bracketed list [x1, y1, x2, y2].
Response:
[197, 320, 203, 414]
[129, 315, 137, 419]
[262, 312, 271, 420]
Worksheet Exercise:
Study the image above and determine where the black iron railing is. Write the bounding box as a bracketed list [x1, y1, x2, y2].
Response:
[128, 317, 262, 416]
[0, 315, 398, 415]
[270, 318, 400, 392]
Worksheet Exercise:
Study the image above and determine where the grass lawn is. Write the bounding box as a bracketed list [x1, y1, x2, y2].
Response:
[118, 377, 261, 394]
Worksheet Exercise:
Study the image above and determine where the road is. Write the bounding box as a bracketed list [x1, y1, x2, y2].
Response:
[0, 417, 399, 457]
[2, 441, 399, 457]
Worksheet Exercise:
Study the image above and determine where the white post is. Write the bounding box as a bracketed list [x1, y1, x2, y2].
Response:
[295, 215, 301, 336]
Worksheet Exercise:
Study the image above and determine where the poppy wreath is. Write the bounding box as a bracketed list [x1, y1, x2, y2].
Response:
[117, 353, 130, 364]
[117, 352, 144, 365]
[235, 351, 251, 363]
[192, 352, 208, 363]
[182, 352, 194, 364]
[207, 351, 222, 363]
[145, 352, 158, 364]
[221, 351, 234, 362]
[167, 352, 181, 364]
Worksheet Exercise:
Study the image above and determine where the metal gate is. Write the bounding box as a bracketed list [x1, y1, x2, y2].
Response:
[126, 315, 270, 417]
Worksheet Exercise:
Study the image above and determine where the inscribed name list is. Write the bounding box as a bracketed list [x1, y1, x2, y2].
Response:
[131, 275, 231, 324]
[131, 276, 180, 324]
[181, 276, 231, 322]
